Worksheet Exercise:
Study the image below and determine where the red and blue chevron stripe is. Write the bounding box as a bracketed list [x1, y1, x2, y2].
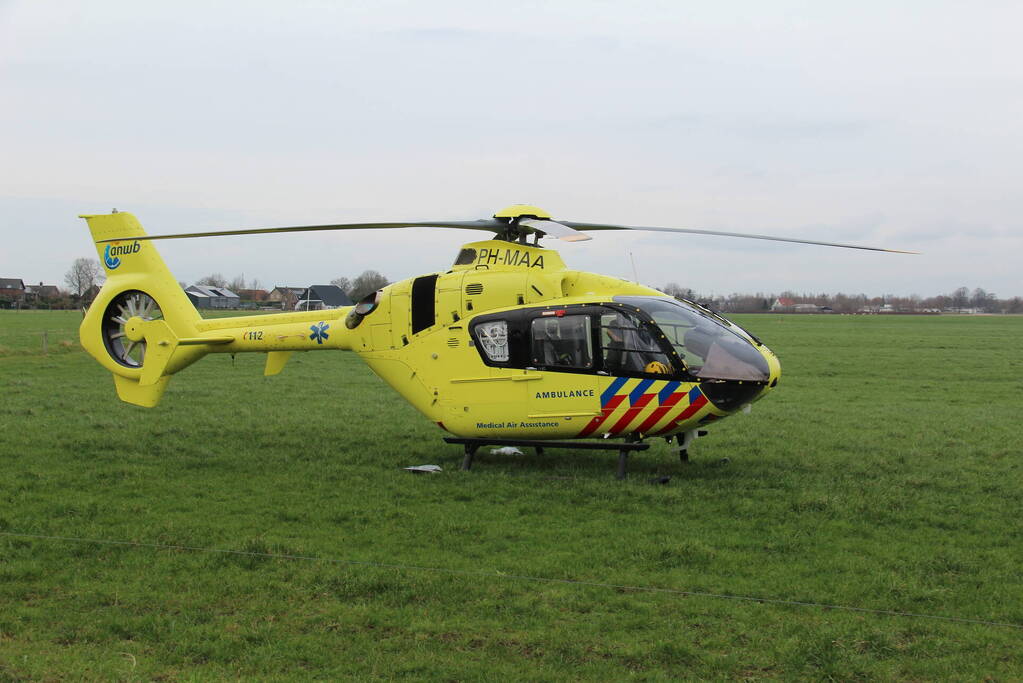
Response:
[575, 378, 708, 438]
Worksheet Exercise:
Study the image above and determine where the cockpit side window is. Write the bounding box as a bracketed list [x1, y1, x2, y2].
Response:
[530, 315, 593, 369]
[600, 310, 673, 376]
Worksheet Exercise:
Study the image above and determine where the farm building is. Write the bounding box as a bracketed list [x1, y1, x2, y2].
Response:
[771, 298, 824, 313]
[296, 284, 352, 310]
[236, 288, 269, 303]
[184, 285, 240, 309]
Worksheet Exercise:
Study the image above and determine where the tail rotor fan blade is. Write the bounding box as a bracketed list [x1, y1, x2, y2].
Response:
[101, 290, 163, 368]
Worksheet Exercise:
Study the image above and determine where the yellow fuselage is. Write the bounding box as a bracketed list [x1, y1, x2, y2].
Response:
[79, 215, 780, 440]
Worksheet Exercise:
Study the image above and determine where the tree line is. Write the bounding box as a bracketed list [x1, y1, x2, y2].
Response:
[663, 283, 1023, 314]
[190, 270, 389, 302]
[11, 257, 1019, 315]
[7, 258, 393, 310]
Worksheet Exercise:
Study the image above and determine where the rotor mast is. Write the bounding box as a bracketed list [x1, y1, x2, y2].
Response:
[492, 204, 553, 244]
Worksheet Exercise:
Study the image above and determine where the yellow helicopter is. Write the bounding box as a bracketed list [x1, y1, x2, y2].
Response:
[79, 205, 910, 477]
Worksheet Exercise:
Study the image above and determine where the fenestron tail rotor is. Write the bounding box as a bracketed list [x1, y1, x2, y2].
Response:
[92, 204, 916, 254]
[102, 290, 163, 368]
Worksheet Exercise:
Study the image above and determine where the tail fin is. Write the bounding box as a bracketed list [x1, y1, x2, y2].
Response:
[84, 211, 186, 283]
[80, 212, 204, 407]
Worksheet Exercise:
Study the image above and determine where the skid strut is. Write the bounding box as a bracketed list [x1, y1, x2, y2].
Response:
[676, 429, 709, 463]
[460, 443, 480, 471]
[617, 434, 642, 480]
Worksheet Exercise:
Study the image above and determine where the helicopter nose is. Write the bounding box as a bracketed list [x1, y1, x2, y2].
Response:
[702, 345, 780, 411]
[700, 380, 766, 412]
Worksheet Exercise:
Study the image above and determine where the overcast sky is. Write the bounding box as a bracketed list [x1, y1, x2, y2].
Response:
[3, 1, 1021, 297]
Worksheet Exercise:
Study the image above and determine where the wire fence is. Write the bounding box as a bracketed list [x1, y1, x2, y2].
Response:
[0, 310, 85, 357]
[0, 330, 83, 356]
[2, 531, 1020, 632]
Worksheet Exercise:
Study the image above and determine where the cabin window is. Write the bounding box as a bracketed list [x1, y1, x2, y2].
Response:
[476, 320, 510, 362]
[410, 274, 439, 334]
[600, 310, 673, 375]
[530, 315, 593, 369]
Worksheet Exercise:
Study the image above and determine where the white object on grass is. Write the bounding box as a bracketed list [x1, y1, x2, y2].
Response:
[403, 464, 442, 473]
[490, 447, 524, 456]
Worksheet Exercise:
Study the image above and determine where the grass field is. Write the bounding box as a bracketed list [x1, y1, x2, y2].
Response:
[1, 310, 1021, 679]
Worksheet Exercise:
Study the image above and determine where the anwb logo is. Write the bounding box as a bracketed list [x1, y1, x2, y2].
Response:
[104, 241, 140, 269]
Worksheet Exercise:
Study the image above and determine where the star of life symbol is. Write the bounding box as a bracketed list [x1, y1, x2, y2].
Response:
[309, 321, 330, 344]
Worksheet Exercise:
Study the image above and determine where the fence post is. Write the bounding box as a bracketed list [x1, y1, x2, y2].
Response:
[42, 330, 48, 355]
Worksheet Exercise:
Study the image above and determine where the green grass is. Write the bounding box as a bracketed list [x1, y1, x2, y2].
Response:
[0, 309, 85, 357]
[0, 308, 274, 357]
[1, 311, 1021, 679]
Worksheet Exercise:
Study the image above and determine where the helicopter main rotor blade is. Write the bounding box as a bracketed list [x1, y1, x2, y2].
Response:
[96, 219, 508, 243]
[95, 211, 915, 253]
[558, 221, 917, 254]
[518, 217, 592, 242]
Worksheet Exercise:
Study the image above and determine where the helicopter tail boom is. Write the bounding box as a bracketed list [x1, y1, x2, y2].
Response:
[78, 212, 356, 407]
[80, 212, 357, 407]
[78, 212, 212, 406]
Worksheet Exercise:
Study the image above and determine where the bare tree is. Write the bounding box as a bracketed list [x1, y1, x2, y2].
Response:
[228, 274, 247, 292]
[64, 257, 104, 299]
[951, 286, 969, 312]
[970, 287, 987, 309]
[348, 270, 389, 302]
[196, 273, 227, 288]
[970, 287, 997, 312]
[330, 276, 351, 295]
[662, 282, 696, 301]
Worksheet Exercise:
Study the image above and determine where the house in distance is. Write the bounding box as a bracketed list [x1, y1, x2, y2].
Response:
[0, 278, 26, 307]
[25, 283, 62, 302]
[268, 286, 306, 310]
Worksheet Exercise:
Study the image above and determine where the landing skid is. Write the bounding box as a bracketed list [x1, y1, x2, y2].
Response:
[443, 437, 650, 479]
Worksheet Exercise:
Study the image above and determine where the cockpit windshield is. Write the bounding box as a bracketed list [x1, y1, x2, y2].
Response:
[615, 297, 770, 382]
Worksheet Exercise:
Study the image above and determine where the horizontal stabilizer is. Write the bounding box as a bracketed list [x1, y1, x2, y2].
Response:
[114, 374, 171, 408]
[264, 351, 292, 376]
